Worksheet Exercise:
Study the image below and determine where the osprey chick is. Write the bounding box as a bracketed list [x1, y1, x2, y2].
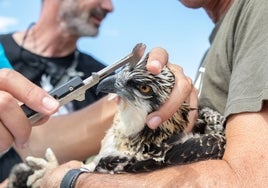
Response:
[85, 54, 226, 173]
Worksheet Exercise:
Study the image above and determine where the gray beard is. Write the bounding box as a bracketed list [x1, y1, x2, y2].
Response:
[60, 19, 99, 37]
[58, 0, 99, 36]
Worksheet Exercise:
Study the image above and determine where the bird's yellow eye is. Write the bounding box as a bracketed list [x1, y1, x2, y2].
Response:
[139, 85, 151, 94]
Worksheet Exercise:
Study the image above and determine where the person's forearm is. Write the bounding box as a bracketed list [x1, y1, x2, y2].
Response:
[76, 160, 238, 188]
[15, 96, 117, 163]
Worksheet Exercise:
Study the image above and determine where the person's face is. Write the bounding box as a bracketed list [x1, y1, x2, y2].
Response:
[59, 0, 114, 37]
[179, 0, 207, 8]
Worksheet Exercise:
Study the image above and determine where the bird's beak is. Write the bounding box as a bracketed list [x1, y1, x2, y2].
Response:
[96, 75, 117, 95]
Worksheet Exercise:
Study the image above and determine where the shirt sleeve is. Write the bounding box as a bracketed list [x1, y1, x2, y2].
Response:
[225, 0, 268, 117]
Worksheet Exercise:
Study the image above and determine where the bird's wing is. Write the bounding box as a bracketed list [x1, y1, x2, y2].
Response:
[164, 133, 225, 165]
[94, 133, 226, 173]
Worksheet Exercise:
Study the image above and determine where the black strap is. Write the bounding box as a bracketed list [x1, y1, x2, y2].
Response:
[60, 167, 89, 188]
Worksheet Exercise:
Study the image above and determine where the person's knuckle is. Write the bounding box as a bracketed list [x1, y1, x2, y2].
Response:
[177, 66, 184, 72]
[18, 126, 31, 143]
[0, 135, 13, 152]
[179, 78, 192, 93]
[67, 160, 82, 167]
[186, 76, 193, 85]
[24, 84, 37, 103]
[0, 69, 14, 88]
[0, 92, 15, 113]
[172, 64, 183, 73]
[0, 137, 13, 149]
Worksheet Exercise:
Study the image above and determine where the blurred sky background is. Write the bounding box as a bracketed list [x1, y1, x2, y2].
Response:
[0, 0, 214, 79]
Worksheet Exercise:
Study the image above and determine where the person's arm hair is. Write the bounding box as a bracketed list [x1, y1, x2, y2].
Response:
[15, 95, 117, 163]
[75, 160, 235, 188]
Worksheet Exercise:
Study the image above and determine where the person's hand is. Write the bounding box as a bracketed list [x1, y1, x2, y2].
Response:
[0, 179, 8, 188]
[146, 48, 198, 131]
[0, 69, 59, 153]
[41, 160, 82, 188]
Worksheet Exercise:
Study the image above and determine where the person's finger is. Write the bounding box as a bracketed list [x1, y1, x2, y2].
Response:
[0, 121, 13, 153]
[0, 91, 31, 149]
[146, 64, 193, 129]
[146, 47, 168, 75]
[41, 161, 83, 187]
[0, 179, 8, 188]
[0, 69, 59, 115]
[34, 116, 50, 125]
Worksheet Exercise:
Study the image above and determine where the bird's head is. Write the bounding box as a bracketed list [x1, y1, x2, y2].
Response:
[97, 54, 175, 114]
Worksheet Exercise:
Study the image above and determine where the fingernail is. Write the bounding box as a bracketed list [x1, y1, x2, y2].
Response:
[147, 116, 162, 129]
[42, 96, 59, 111]
[150, 60, 162, 70]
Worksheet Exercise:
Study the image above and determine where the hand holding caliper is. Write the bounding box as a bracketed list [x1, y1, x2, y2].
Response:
[21, 43, 146, 124]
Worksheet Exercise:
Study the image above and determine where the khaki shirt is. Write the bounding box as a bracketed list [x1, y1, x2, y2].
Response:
[198, 0, 268, 118]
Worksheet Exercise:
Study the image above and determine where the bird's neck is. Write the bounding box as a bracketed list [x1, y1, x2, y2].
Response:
[113, 101, 148, 137]
[112, 101, 190, 143]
